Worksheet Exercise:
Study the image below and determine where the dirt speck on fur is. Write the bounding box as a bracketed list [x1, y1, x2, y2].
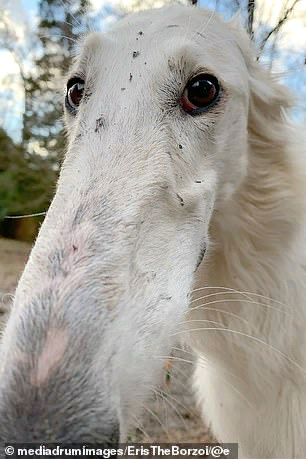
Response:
[0, 237, 214, 443]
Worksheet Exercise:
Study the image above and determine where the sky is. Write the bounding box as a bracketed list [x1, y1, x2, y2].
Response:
[0, 0, 305, 143]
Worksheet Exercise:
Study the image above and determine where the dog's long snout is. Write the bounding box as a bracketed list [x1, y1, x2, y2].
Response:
[18, 425, 119, 447]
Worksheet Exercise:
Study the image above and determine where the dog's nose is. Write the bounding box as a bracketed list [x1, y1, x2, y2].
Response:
[25, 430, 120, 459]
[104, 422, 120, 446]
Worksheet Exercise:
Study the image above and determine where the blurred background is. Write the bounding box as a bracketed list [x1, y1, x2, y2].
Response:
[0, 0, 305, 444]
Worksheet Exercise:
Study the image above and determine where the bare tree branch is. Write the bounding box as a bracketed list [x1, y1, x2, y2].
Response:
[259, 0, 301, 52]
[247, 0, 256, 39]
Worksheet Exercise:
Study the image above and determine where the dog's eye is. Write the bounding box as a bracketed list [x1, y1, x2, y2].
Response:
[181, 74, 220, 115]
[66, 77, 85, 112]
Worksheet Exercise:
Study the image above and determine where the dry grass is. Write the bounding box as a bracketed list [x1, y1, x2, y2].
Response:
[0, 237, 32, 293]
[0, 237, 32, 327]
[0, 237, 214, 444]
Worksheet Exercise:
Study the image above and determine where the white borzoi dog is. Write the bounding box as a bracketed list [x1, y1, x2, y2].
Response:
[0, 4, 305, 458]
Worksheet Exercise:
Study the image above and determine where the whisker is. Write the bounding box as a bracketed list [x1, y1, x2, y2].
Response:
[155, 386, 192, 423]
[141, 404, 172, 442]
[170, 346, 196, 357]
[152, 386, 170, 439]
[151, 386, 189, 433]
[158, 353, 239, 386]
[170, 328, 306, 374]
[191, 286, 288, 308]
[181, 313, 255, 332]
[169, 346, 250, 387]
[154, 355, 254, 408]
[4, 212, 47, 219]
[179, 318, 224, 327]
[130, 415, 152, 442]
[190, 297, 291, 317]
[160, 355, 197, 393]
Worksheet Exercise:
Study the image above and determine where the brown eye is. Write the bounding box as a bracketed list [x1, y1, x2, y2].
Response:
[66, 77, 85, 113]
[181, 74, 220, 115]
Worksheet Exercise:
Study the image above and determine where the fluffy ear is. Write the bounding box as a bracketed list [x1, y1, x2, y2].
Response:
[247, 62, 294, 146]
[239, 34, 305, 242]
[228, 16, 294, 143]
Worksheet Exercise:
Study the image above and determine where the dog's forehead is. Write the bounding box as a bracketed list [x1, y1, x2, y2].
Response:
[107, 5, 224, 39]
[83, 7, 239, 64]
[81, 5, 245, 75]
[76, 5, 248, 100]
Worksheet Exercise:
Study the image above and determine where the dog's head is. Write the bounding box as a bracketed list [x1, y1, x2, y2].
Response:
[0, 4, 292, 443]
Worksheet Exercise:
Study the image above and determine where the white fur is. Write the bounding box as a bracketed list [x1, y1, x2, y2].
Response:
[0, 4, 305, 456]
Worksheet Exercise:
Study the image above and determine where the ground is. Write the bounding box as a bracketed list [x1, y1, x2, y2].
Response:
[0, 237, 215, 444]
